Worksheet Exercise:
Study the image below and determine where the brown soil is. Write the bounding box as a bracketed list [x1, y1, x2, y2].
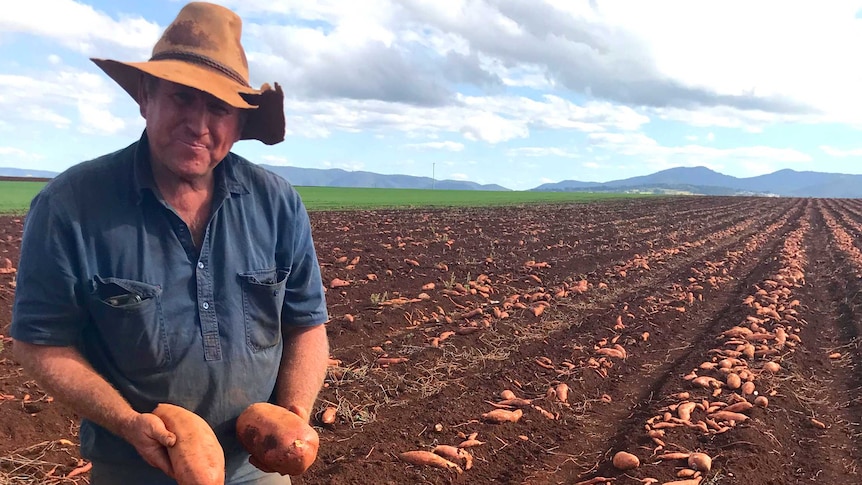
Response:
[0, 196, 860, 484]
[0, 177, 52, 183]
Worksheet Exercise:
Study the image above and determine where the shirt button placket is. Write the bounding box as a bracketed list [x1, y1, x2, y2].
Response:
[197, 247, 221, 361]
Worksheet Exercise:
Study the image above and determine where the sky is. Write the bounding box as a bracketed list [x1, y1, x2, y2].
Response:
[3, 1, 862, 190]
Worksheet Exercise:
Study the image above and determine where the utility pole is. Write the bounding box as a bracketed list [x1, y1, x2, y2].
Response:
[432, 162, 436, 190]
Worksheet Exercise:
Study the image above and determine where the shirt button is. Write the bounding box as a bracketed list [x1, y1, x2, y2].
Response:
[198, 262, 204, 269]
[202, 302, 210, 310]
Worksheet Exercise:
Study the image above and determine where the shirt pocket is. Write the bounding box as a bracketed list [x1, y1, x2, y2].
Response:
[88, 275, 170, 375]
[238, 268, 288, 352]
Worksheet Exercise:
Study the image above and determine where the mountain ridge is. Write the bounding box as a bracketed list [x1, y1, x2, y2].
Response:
[2, 165, 861, 197]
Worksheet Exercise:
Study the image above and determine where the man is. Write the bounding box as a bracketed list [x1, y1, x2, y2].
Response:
[10, 2, 329, 484]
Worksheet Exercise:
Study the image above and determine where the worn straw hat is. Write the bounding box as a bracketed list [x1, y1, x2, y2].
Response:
[91, 1, 284, 145]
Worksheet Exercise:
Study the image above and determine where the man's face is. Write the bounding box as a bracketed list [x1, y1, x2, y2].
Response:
[139, 78, 244, 181]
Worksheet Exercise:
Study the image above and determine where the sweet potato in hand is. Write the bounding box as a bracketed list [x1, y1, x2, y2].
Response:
[152, 403, 225, 485]
[236, 402, 320, 476]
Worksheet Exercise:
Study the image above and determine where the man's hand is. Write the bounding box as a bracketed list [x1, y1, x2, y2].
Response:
[121, 413, 177, 477]
[12, 343, 179, 475]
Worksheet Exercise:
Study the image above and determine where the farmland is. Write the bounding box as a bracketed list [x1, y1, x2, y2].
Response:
[0, 178, 652, 213]
[1, 196, 861, 484]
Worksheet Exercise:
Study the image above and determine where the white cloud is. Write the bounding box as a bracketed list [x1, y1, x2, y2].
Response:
[449, 172, 469, 180]
[603, 1, 862, 121]
[0, 147, 31, 157]
[280, 93, 646, 144]
[0, 146, 44, 168]
[0, 70, 133, 136]
[589, 131, 813, 174]
[507, 147, 579, 158]
[651, 106, 794, 132]
[1, 0, 160, 57]
[7, 0, 862, 186]
[498, 65, 556, 90]
[405, 141, 465, 151]
[77, 100, 125, 135]
[261, 155, 293, 165]
[821, 146, 862, 157]
[21, 107, 72, 128]
[460, 112, 528, 143]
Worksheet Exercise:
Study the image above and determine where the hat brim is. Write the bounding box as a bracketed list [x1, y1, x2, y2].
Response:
[91, 58, 285, 145]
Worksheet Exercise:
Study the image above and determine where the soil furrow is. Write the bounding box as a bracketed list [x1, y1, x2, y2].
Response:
[517, 201, 810, 484]
[299, 199, 805, 484]
[4, 197, 857, 485]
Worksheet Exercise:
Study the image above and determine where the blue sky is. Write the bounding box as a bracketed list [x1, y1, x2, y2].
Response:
[3, 1, 862, 190]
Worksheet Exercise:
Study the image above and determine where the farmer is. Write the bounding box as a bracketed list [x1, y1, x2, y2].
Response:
[10, 2, 329, 484]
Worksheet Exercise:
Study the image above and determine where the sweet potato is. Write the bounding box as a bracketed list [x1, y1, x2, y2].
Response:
[722, 401, 753, 413]
[612, 451, 640, 470]
[677, 401, 697, 422]
[574, 477, 615, 485]
[725, 373, 741, 390]
[236, 403, 319, 476]
[663, 478, 702, 485]
[433, 445, 473, 470]
[555, 383, 570, 403]
[657, 452, 690, 460]
[708, 410, 748, 423]
[691, 376, 721, 389]
[677, 468, 696, 478]
[482, 408, 523, 423]
[688, 452, 712, 472]
[457, 438, 484, 448]
[66, 462, 93, 478]
[596, 347, 625, 359]
[320, 406, 337, 425]
[497, 397, 533, 407]
[400, 450, 462, 473]
[152, 403, 225, 485]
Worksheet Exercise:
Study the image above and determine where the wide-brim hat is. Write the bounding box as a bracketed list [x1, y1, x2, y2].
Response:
[91, 1, 284, 145]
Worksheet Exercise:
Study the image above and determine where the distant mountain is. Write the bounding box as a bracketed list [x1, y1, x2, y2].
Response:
[258, 165, 509, 191]
[0, 167, 59, 178]
[603, 166, 740, 189]
[3, 164, 862, 197]
[0, 165, 509, 191]
[532, 180, 603, 191]
[532, 166, 862, 198]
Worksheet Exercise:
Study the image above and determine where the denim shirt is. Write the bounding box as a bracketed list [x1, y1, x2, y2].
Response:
[11, 131, 329, 475]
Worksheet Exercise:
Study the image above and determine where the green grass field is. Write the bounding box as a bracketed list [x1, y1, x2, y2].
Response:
[293, 186, 653, 210]
[0, 180, 654, 214]
[0, 181, 47, 215]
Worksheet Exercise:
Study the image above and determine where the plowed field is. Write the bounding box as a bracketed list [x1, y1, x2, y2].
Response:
[1, 196, 860, 484]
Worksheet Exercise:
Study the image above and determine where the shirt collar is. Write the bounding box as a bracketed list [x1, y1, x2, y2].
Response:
[131, 130, 249, 205]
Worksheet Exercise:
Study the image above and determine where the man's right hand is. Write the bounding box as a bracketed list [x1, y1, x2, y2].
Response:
[11, 343, 180, 477]
[122, 413, 177, 477]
